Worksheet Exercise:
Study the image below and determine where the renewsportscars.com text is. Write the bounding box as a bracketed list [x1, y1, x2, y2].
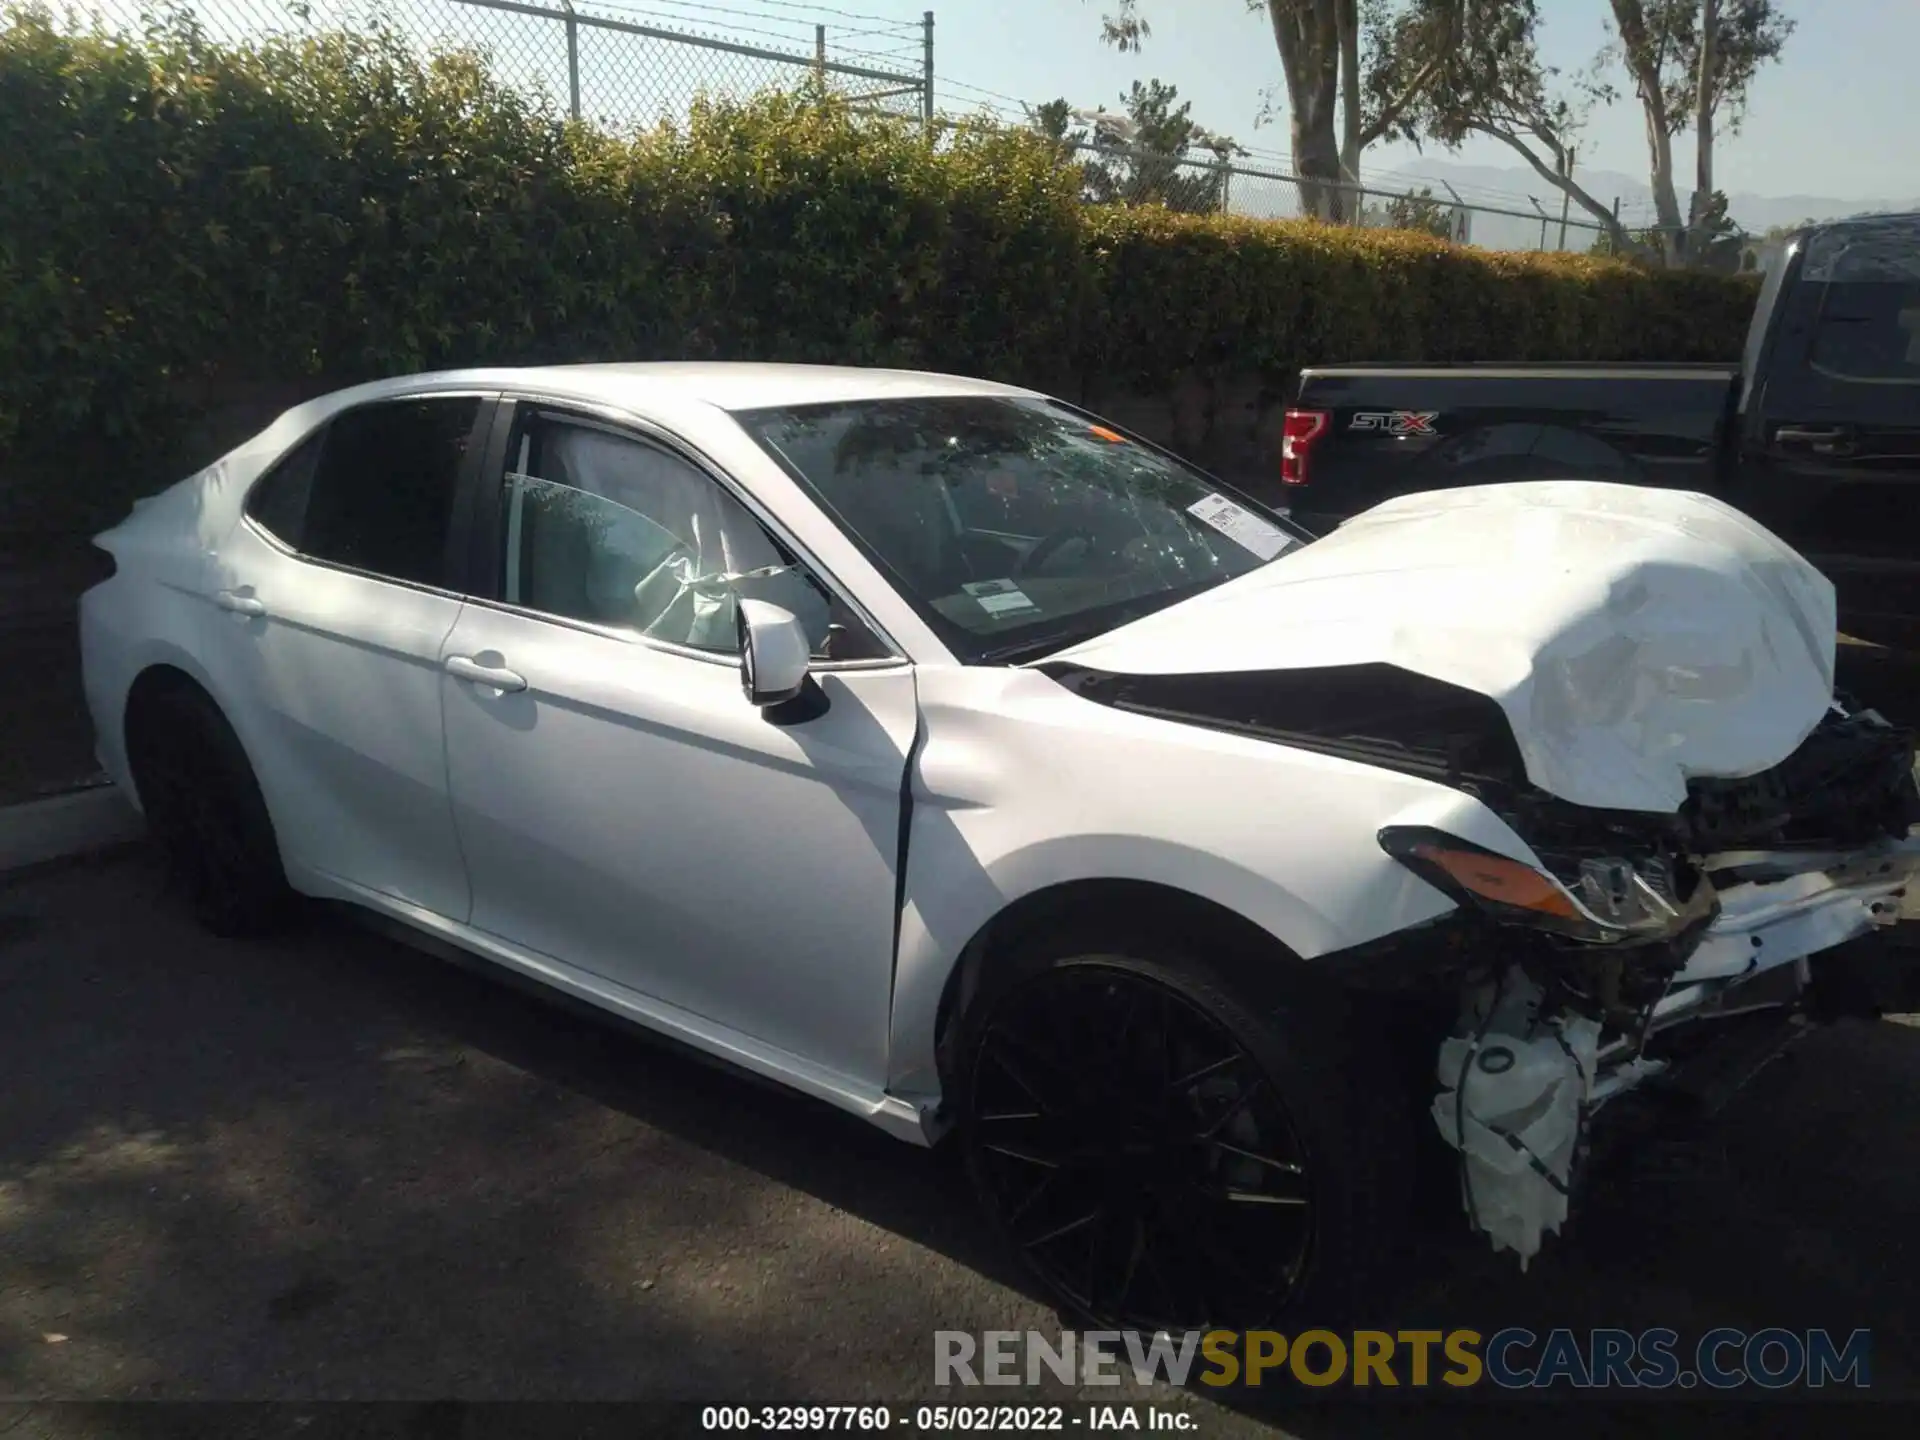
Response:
[935, 1328, 1872, 1390]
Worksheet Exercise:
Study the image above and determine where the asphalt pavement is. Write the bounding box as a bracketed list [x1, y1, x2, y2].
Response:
[2, 850, 1919, 1434]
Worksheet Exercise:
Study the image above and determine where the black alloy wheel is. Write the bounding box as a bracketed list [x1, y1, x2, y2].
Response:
[129, 685, 292, 937]
[964, 961, 1316, 1332]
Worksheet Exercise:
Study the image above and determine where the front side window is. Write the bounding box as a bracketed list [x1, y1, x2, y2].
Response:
[734, 395, 1304, 663]
[497, 412, 872, 659]
[1804, 222, 1920, 384]
[276, 396, 483, 587]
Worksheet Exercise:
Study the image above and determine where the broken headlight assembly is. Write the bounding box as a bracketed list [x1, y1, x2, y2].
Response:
[1378, 825, 1717, 945]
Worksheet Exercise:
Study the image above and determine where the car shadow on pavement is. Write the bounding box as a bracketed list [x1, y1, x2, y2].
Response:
[0, 849, 1057, 1408]
[3, 849, 1919, 1431]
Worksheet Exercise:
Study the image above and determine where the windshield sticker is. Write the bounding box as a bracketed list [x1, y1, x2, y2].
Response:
[1187, 493, 1294, 561]
[962, 578, 1041, 618]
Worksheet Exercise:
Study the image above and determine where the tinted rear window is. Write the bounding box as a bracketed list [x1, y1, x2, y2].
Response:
[301, 397, 481, 587]
[244, 430, 324, 546]
[1804, 221, 1920, 384]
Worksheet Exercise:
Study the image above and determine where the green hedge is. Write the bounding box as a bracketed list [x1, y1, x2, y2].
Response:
[0, 5, 1755, 466]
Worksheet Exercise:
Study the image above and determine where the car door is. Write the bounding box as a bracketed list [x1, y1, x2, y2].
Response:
[438, 400, 919, 1089]
[204, 392, 491, 919]
[1742, 223, 1920, 647]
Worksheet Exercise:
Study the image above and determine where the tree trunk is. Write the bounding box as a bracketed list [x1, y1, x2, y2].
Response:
[1686, 0, 1720, 262]
[1611, 0, 1685, 265]
[1625, 61, 1683, 265]
[1265, 0, 1344, 220]
[1336, 0, 1361, 201]
[1292, 94, 1344, 220]
[1646, 122, 1685, 264]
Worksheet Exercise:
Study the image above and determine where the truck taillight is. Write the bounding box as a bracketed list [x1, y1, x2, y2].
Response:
[1280, 409, 1328, 485]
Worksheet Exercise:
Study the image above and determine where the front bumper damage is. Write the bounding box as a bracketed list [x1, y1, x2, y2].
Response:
[1044, 482, 1907, 1268]
[1435, 837, 1920, 1265]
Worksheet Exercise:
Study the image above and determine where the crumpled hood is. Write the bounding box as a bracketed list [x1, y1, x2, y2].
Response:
[1051, 481, 1838, 812]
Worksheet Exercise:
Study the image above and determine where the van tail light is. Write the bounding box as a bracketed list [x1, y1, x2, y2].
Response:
[1281, 409, 1329, 485]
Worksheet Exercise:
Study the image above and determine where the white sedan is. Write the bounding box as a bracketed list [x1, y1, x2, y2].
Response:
[79, 363, 1920, 1328]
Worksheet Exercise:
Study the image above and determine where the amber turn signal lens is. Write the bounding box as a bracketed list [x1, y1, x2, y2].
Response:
[1410, 841, 1581, 920]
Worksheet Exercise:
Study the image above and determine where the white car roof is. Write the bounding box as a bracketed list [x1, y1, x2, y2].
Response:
[324, 362, 1039, 416]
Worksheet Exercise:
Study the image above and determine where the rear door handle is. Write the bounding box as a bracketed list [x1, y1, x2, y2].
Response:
[445, 654, 528, 693]
[214, 590, 266, 617]
[1775, 426, 1854, 454]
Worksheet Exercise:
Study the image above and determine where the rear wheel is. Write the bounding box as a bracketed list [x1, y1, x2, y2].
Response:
[955, 920, 1411, 1330]
[127, 681, 293, 937]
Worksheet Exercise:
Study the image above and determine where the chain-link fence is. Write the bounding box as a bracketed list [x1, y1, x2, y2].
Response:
[1062, 140, 1613, 255]
[59, 0, 933, 127]
[40, 1, 1709, 258]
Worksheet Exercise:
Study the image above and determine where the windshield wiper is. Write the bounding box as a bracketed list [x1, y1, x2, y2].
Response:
[977, 634, 1083, 666]
[977, 581, 1224, 666]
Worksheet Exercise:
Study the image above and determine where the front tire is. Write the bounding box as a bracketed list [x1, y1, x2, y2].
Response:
[955, 920, 1411, 1331]
[127, 683, 293, 937]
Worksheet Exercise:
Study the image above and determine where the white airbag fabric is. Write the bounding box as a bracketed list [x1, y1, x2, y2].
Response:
[1051, 482, 1837, 812]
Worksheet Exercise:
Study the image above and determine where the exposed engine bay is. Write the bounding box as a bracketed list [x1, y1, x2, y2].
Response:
[1427, 698, 1920, 1265]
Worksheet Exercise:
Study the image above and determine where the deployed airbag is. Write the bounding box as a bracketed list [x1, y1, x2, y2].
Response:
[1050, 482, 1837, 813]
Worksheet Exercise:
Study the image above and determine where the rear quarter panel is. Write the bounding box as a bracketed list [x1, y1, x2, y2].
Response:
[76, 373, 500, 815]
[1289, 366, 1739, 530]
[78, 465, 259, 796]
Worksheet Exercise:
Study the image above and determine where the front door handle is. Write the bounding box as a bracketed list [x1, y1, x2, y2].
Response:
[445, 654, 528, 693]
[214, 590, 266, 618]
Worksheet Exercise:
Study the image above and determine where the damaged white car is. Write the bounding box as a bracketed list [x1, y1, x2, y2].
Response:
[79, 364, 1920, 1329]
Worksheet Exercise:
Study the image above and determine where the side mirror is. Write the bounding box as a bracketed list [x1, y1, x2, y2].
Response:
[737, 598, 812, 708]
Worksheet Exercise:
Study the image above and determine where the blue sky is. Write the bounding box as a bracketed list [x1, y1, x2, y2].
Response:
[663, 0, 1913, 205]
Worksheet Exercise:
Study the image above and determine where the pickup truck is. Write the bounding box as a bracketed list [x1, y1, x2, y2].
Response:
[1283, 211, 1920, 652]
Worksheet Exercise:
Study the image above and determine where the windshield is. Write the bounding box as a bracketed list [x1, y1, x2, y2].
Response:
[734, 395, 1305, 663]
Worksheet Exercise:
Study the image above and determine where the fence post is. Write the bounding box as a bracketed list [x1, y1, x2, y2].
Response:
[815, 23, 826, 83]
[1557, 147, 1574, 251]
[921, 10, 934, 124]
[561, 0, 580, 121]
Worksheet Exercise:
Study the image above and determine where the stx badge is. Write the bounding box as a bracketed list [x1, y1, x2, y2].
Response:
[1350, 410, 1439, 436]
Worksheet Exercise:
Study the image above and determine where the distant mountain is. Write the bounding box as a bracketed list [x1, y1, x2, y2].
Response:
[1349, 158, 1915, 251]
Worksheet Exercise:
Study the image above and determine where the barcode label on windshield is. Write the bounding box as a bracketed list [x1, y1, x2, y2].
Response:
[962, 578, 1041, 617]
[1187, 493, 1293, 561]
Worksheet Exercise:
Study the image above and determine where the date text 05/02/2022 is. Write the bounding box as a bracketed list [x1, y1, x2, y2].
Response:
[700, 1406, 1192, 1431]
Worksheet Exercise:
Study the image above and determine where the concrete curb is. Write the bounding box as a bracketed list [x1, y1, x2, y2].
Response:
[0, 785, 144, 874]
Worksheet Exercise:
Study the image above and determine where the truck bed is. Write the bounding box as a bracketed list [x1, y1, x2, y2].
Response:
[1286, 363, 1742, 531]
